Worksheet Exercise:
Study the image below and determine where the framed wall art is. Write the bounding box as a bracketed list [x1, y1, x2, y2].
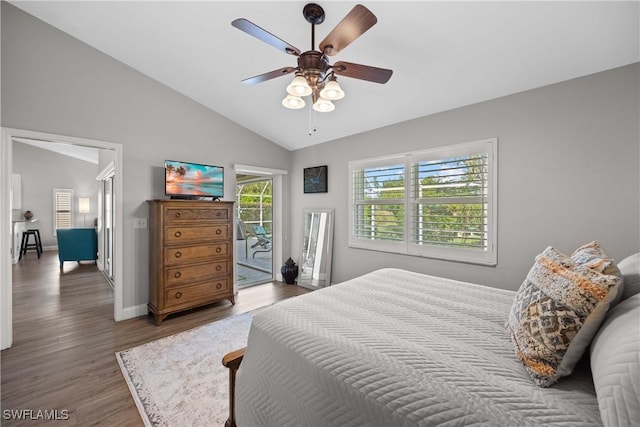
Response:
[303, 165, 328, 193]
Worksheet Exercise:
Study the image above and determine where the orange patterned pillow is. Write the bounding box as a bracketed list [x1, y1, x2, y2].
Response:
[507, 246, 622, 387]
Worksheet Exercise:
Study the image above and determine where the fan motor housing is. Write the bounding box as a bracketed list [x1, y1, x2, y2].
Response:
[298, 51, 330, 82]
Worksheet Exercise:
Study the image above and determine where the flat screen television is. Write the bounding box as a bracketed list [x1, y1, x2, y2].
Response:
[165, 160, 224, 200]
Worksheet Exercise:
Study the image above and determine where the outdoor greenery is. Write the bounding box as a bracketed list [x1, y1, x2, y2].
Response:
[415, 156, 486, 248]
[236, 180, 273, 235]
[357, 155, 487, 249]
[358, 171, 404, 241]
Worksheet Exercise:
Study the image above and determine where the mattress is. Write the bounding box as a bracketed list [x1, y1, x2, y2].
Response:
[236, 268, 602, 426]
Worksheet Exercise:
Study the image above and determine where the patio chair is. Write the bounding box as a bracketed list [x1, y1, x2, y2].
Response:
[250, 225, 271, 258]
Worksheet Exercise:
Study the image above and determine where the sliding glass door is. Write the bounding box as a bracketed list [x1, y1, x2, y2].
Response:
[235, 176, 273, 288]
[101, 173, 115, 283]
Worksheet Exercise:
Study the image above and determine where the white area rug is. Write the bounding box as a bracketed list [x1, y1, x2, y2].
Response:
[116, 312, 254, 427]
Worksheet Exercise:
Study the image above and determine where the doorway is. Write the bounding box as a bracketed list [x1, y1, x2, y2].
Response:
[236, 175, 273, 288]
[1, 127, 124, 350]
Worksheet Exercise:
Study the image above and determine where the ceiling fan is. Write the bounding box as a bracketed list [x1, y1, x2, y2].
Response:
[232, 3, 393, 113]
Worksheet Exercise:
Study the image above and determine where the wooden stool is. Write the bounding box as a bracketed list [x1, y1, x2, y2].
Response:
[19, 229, 42, 260]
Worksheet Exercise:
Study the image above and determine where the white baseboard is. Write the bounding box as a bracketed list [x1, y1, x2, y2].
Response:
[121, 304, 149, 320]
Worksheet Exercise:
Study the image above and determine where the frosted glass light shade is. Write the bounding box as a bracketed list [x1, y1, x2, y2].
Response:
[313, 97, 335, 112]
[78, 197, 90, 213]
[320, 79, 345, 100]
[282, 94, 305, 109]
[286, 76, 312, 97]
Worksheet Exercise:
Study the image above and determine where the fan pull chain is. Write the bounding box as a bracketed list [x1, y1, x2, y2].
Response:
[308, 104, 317, 135]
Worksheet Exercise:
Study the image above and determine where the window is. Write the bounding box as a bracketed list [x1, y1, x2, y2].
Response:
[53, 188, 74, 235]
[349, 138, 497, 265]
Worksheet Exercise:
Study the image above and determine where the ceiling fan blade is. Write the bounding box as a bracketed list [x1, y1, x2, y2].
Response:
[332, 61, 393, 84]
[232, 18, 301, 56]
[319, 5, 377, 56]
[241, 67, 297, 85]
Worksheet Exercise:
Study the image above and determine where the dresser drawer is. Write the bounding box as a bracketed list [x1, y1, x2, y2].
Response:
[164, 206, 229, 223]
[165, 224, 229, 244]
[165, 279, 231, 308]
[165, 260, 229, 286]
[164, 243, 229, 266]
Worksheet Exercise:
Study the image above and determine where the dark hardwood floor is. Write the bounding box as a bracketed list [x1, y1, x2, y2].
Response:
[1, 251, 310, 426]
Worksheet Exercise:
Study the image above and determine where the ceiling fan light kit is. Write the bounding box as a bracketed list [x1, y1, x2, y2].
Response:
[319, 77, 345, 101]
[282, 94, 306, 109]
[232, 2, 392, 118]
[286, 75, 313, 97]
[313, 97, 335, 112]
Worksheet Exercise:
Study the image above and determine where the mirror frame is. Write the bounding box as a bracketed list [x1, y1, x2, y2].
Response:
[299, 208, 334, 289]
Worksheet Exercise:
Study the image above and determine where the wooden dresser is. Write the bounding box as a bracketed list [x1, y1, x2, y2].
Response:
[147, 199, 235, 325]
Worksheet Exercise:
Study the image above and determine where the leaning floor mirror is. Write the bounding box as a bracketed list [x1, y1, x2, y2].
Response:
[299, 208, 335, 290]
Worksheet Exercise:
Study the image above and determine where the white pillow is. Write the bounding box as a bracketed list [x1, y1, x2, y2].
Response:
[618, 253, 640, 301]
[590, 293, 640, 427]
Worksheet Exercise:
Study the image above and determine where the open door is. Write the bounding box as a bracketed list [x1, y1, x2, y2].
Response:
[235, 175, 274, 288]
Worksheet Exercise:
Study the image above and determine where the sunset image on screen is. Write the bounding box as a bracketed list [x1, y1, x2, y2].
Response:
[165, 161, 223, 196]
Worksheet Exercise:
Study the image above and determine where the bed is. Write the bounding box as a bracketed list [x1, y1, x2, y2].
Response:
[224, 249, 640, 427]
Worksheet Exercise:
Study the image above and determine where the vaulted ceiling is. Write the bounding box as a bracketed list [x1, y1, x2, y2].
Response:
[10, 1, 639, 151]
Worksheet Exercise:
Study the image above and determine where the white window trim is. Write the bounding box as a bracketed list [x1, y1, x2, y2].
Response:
[348, 138, 498, 266]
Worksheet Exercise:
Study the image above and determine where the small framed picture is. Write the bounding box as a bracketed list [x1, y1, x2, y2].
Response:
[303, 165, 328, 193]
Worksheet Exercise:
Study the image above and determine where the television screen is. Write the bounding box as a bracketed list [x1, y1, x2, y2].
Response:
[165, 160, 224, 199]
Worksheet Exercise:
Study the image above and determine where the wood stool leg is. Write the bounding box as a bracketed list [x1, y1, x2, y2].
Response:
[19, 232, 27, 260]
[34, 230, 43, 257]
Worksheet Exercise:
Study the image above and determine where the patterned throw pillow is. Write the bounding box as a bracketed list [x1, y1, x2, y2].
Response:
[571, 241, 623, 307]
[571, 240, 622, 278]
[507, 246, 622, 387]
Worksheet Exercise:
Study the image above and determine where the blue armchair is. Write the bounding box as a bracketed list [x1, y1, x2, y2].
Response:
[56, 228, 98, 270]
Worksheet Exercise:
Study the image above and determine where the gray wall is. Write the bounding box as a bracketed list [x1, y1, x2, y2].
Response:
[3, 2, 638, 311]
[12, 142, 100, 247]
[289, 63, 640, 291]
[1, 3, 292, 309]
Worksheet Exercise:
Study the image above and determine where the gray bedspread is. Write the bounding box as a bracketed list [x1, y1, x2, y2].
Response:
[236, 268, 602, 426]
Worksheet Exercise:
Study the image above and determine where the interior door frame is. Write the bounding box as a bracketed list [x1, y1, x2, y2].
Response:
[0, 127, 124, 350]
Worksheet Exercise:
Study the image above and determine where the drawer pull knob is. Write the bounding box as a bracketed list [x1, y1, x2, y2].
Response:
[174, 212, 181, 218]
[216, 283, 222, 290]
[174, 271, 182, 279]
[216, 247, 222, 253]
[215, 229, 222, 235]
[216, 211, 222, 217]
[174, 231, 182, 238]
[175, 251, 182, 258]
[216, 265, 222, 272]
[175, 291, 182, 299]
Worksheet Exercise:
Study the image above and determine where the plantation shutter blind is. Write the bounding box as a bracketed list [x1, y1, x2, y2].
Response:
[408, 139, 496, 264]
[410, 153, 488, 249]
[54, 189, 73, 232]
[348, 139, 497, 265]
[350, 156, 406, 249]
